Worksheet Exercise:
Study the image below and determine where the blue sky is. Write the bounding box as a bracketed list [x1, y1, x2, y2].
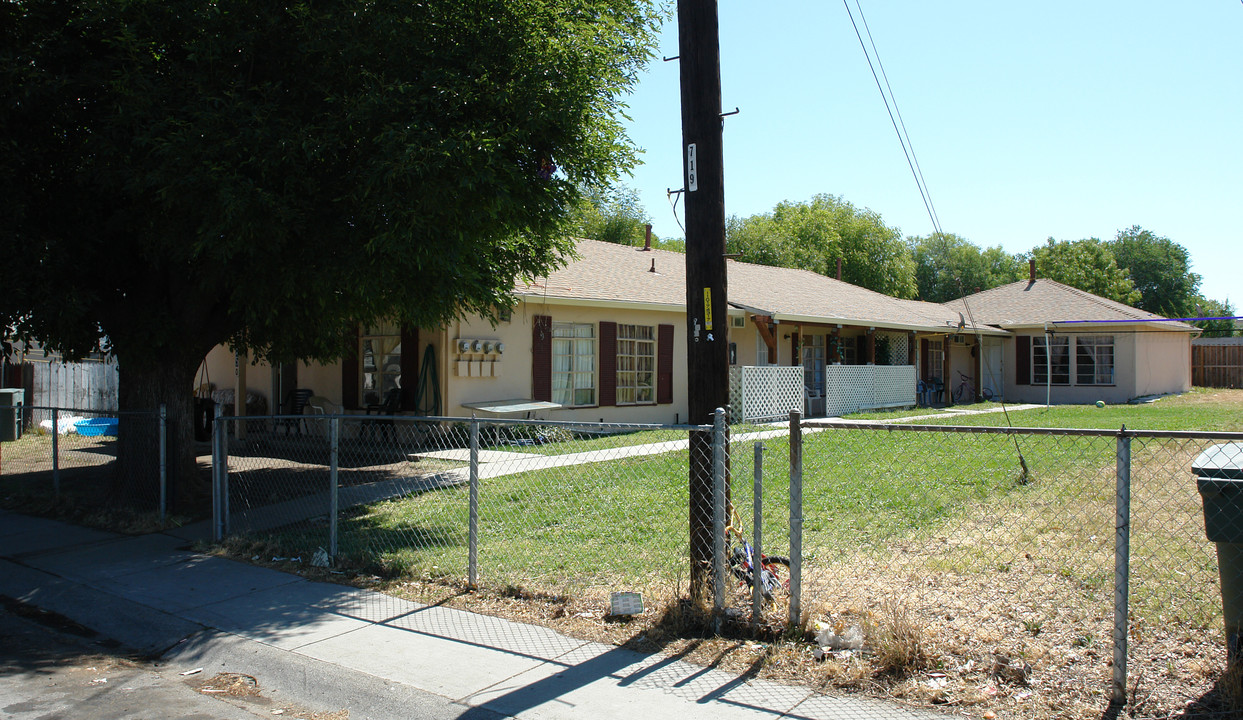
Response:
[620, 1, 1241, 307]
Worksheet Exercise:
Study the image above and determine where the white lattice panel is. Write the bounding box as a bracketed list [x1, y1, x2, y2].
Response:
[824, 365, 870, 417]
[729, 366, 803, 423]
[874, 365, 916, 407]
[822, 365, 917, 416]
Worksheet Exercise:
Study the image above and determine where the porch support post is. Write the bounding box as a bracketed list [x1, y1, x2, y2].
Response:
[865, 328, 876, 365]
[751, 315, 778, 364]
[942, 336, 952, 404]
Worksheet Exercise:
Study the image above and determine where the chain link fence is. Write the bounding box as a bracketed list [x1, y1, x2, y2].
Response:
[211, 412, 1243, 718]
[213, 415, 708, 611]
[727, 419, 1243, 719]
[0, 404, 166, 518]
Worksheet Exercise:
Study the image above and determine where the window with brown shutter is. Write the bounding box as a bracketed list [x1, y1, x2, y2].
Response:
[532, 315, 552, 402]
[657, 324, 674, 404]
[1015, 335, 1030, 385]
[599, 321, 617, 407]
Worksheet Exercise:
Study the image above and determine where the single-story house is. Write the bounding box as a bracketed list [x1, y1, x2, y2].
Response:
[202, 239, 1196, 424]
[946, 265, 1197, 406]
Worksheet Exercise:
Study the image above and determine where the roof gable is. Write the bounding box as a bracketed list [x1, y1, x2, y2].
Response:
[945, 278, 1194, 330]
[516, 239, 988, 333]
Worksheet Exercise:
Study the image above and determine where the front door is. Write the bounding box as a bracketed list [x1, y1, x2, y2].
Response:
[981, 337, 1003, 400]
[803, 335, 825, 417]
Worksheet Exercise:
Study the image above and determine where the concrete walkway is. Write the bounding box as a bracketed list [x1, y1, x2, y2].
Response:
[0, 509, 947, 720]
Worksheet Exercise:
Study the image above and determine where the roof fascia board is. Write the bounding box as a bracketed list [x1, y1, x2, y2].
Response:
[516, 294, 684, 315]
[777, 314, 1009, 336]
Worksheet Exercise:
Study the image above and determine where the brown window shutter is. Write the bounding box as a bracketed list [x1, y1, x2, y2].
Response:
[657, 324, 674, 404]
[341, 326, 360, 410]
[599, 322, 617, 407]
[1015, 335, 1031, 386]
[920, 338, 929, 380]
[532, 315, 552, 402]
[399, 325, 418, 411]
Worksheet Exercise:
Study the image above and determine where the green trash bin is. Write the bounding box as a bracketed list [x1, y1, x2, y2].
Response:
[1194, 441, 1243, 663]
[0, 388, 24, 442]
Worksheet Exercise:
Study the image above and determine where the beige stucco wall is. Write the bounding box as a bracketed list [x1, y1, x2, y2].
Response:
[1001, 326, 1191, 405]
[201, 347, 343, 412]
[1133, 329, 1192, 398]
[445, 299, 690, 424]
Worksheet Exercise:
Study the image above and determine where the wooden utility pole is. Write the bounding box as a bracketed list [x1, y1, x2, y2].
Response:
[677, 0, 730, 599]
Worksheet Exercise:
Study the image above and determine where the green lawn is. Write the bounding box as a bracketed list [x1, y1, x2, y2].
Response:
[225, 389, 1238, 628]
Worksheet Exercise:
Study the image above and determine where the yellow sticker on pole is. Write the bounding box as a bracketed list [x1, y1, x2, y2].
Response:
[704, 288, 713, 331]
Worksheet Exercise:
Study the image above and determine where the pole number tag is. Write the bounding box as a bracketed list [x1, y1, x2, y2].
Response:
[687, 143, 698, 192]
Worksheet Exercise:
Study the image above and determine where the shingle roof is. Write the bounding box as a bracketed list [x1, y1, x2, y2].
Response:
[516, 239, 987, 333]
[945, 278, 1195, 330]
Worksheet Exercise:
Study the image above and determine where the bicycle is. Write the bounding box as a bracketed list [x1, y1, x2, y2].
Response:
[725, 507, 790, 601]
[952, 371, 994, 403]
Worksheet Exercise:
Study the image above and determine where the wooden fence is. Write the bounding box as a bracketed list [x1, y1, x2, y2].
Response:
[1192, 343, 1243, 388]
[3, 357, 120, 412]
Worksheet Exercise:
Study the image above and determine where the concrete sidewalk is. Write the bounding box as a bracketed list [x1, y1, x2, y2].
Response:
[0, 510, 945, 720]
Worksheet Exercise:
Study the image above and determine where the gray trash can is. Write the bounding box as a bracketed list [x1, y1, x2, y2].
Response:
[0, 388, 24, 442]
[1194, 441, 1243, 663]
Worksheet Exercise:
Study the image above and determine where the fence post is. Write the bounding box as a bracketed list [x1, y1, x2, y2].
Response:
[214, 414, 230, 539]
[752, 441, 764, 625]
[158, 404, 167, 522]
[52, 407, 60, 495]
[211, 415, 223, 541]
[1112, 426, 1132, 705]
[712, 407, 727, 627]
[468, 414, 480, 589]
[329, 417, 340, 562]
[788, 410, 803, 628]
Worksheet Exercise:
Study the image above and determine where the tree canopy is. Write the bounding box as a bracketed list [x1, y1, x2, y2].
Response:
[1106, 225, 1201, 319]
[1031, 238, 1141, 306]
[909, 232, 1025, 303]
[567, 184, 653, 246]
[725, 194, 917, 298]
[1192, 296, 1237, 338]
[1, 0, 660, 500]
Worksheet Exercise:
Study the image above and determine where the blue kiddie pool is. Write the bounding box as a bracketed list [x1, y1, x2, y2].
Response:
[75, 417, 119, 437]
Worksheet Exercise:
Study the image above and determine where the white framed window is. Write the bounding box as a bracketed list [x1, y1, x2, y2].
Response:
[360, 322, 401, 407]
[1076, 335, 1115, 385]
[553, 323, 595, 407]
[1033, 335, 1070, 385]
[616, 324, 655, 405]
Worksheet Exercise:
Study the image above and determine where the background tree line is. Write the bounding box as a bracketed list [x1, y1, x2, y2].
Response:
[571, 188, 1236, 337]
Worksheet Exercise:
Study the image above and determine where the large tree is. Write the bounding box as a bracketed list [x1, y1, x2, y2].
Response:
[567, 183, 654, 246]
[909, 232, 1025, 302]
[1030, 238, 1141, 306]
[1, 0, 659, 505]
[1193, 296, 1237, 338]
[1107, 225, 1201, 319]
[725, 194, 917, 298]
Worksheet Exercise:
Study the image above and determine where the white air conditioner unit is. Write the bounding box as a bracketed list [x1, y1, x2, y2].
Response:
[730, 315, 745, 328]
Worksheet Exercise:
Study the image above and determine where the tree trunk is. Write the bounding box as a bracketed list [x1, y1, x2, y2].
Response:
[114, 354, 206, 513]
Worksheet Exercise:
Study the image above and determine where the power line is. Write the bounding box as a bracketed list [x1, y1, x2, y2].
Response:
[852, 1, 941, 232]
[840, 0, 941, 236]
